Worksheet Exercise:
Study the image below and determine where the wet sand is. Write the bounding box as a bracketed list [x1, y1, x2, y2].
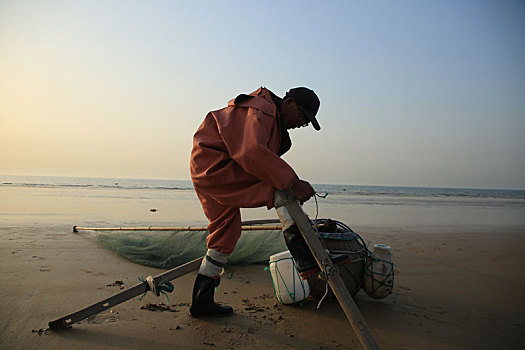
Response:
[1, 223, 524, 349]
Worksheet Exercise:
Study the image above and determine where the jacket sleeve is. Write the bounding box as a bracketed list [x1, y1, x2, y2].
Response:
[216, 108, 298, 190]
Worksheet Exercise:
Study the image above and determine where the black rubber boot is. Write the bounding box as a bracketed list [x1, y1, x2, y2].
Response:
[283, 225, 351, 279]
[189, 274, 233, 318]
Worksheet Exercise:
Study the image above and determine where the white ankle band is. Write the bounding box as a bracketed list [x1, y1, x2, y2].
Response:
[198, 249, 228, 277]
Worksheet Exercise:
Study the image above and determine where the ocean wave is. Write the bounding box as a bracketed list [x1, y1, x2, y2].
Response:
[1, 181, 194, 191]
[2, 176, 524, 200]
[314, 186, 525, 200]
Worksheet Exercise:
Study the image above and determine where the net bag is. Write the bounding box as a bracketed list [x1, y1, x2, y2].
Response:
[307, 219, 368, 299]
[363, 244, 394, 299]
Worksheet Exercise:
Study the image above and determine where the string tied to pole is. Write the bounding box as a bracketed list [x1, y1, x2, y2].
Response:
[137, 276, 174, 304]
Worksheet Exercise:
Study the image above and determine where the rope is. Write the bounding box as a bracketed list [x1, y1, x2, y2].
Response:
[317, 279, 330, 309]
[137, 275, 174, 305]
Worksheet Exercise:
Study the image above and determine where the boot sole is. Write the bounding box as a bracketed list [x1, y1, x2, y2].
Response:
[189, 311, 234, 319]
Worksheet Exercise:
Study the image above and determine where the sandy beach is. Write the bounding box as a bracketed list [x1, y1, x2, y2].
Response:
[1, 180, 524, 349]
[1, 223, 524, 349]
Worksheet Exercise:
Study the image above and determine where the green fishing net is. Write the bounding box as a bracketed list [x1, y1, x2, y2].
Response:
[96, 229, 287, 269]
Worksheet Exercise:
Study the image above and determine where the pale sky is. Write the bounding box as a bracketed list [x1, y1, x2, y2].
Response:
[1, 0, 524, 189]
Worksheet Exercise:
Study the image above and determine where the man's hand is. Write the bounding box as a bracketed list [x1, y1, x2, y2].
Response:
[290, 179, 316, 203]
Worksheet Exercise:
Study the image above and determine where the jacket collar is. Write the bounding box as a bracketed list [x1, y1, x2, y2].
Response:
[227, 87, 277, 116]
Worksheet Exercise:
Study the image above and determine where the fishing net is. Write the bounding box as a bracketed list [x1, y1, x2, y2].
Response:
[96, 229, 287, 269]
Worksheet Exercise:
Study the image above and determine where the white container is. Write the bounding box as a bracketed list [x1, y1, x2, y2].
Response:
[363, 244, 394, 299]
[268, 250, 310, 304]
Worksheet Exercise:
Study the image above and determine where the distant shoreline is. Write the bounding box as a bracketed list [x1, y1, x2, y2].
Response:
[2, 174, 524, 194]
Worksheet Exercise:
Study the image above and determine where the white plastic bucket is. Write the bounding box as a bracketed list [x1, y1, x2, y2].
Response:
[268, 250, 310, 304]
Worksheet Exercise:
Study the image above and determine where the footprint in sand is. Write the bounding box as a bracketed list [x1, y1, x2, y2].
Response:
[86, 314, 118, 324]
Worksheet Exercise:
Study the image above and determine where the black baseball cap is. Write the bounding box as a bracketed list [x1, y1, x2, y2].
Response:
[285, 87, 321, 131]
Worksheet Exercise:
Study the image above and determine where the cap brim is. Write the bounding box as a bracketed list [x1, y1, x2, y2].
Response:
[305, 111, 321, 131]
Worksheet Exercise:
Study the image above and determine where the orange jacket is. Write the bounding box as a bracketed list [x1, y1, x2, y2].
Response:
[190, 87, 298, 209]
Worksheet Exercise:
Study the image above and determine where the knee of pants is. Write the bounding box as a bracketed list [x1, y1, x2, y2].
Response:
[206, 206, 241, 255]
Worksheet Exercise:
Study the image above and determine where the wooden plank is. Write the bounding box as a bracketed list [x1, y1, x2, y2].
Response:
[280, 190, 380, 350]
[48, 257, 203, 330]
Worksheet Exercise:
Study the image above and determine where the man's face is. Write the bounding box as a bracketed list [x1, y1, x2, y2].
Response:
[282, 99, 310, 130]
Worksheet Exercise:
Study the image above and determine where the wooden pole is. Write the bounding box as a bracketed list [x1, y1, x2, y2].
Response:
[278, 190, 380, 350]
[73, 225, 282, 232]
[73, 219, 282, 232]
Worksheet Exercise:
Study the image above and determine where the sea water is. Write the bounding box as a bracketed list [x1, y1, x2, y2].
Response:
[1, 175, 524, 233]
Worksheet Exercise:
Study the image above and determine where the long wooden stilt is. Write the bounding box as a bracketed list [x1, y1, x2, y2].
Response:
[279, 190, 380, 350]
[48, 257, 203, 330]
